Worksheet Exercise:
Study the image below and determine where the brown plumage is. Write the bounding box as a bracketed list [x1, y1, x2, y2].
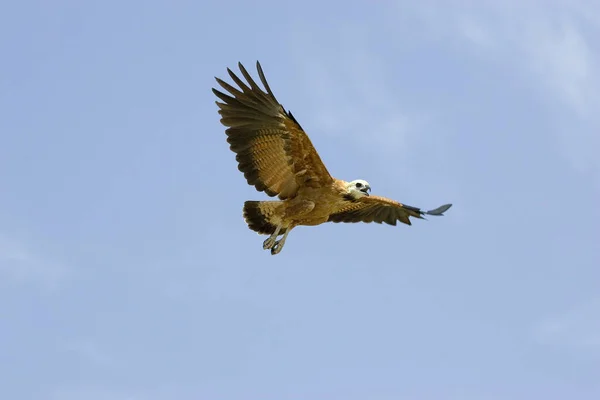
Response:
[213, 61, 452, 255]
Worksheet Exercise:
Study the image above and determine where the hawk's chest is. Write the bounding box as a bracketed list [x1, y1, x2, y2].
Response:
[296, 187, 345, 217]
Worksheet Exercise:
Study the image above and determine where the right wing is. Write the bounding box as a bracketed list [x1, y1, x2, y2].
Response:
[329, 195, 452, 226]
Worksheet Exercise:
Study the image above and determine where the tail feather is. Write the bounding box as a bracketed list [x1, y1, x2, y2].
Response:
[243, 201, 285, 235]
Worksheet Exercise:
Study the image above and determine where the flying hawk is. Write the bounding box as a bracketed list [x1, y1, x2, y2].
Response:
[213, 62, 452, 255]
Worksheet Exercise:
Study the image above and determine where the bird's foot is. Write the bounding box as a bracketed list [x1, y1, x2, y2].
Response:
[263, 235, 278, 250]
[263, 226, 288, 255]
[271, 240, 283, 255]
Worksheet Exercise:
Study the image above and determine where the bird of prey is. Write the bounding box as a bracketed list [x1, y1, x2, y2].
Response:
[212, 61, 452, 255]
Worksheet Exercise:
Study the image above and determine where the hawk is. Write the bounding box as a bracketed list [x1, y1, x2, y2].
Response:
[213, 61, 452, 255]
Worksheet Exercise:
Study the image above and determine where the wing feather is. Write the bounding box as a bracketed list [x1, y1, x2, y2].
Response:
[213, 61, 333, 199]
[328, 195, 452, 226]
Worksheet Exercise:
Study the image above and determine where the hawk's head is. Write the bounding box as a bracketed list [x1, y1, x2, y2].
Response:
[346, 179, 371, 199]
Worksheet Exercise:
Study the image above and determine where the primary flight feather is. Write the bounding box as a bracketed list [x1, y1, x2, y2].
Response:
[213, 61, 452, 255]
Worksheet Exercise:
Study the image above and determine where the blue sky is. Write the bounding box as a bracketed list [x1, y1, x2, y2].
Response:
[1, 1, 599, 399]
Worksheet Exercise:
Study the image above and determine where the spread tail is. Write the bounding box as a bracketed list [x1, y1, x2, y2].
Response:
[243, 201, 285, 235]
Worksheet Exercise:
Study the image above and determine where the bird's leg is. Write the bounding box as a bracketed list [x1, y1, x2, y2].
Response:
[271, 229, 291, 255]
[266, 201, 313, 255]
[262, 225, 282, 250]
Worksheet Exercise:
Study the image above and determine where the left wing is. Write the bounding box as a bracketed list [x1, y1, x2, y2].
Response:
[328, 195, 452, 226]
[213, 62, 334, 200]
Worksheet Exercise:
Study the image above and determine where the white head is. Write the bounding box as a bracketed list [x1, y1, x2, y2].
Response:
[346, 179, 371, 199]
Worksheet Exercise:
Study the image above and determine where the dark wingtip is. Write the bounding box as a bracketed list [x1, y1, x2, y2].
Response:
[425, 203, 452, 216]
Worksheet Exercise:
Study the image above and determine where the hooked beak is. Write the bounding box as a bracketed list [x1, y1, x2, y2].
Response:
[360, 186, 371, 196]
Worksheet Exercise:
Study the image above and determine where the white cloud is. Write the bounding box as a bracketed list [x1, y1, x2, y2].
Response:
[288, 23, 421, 161]
[64, 339, 115, 368]
[399, 0, 600, 176]
[534, 298, 600, 351]
[404, 1, 600, 111]
[50, 386, 141, 400]
[521, 19, 595, 116]
[0, 233, 68, 289]
[457, 15, 492, 48]
[283, 2, 599, 182]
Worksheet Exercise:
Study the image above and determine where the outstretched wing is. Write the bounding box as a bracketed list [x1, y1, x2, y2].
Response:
[328, 195, 452, 226]
[213, 61, 333, 200]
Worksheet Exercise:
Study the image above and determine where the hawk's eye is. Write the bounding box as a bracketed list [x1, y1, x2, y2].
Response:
[355, 182, 363, 188]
